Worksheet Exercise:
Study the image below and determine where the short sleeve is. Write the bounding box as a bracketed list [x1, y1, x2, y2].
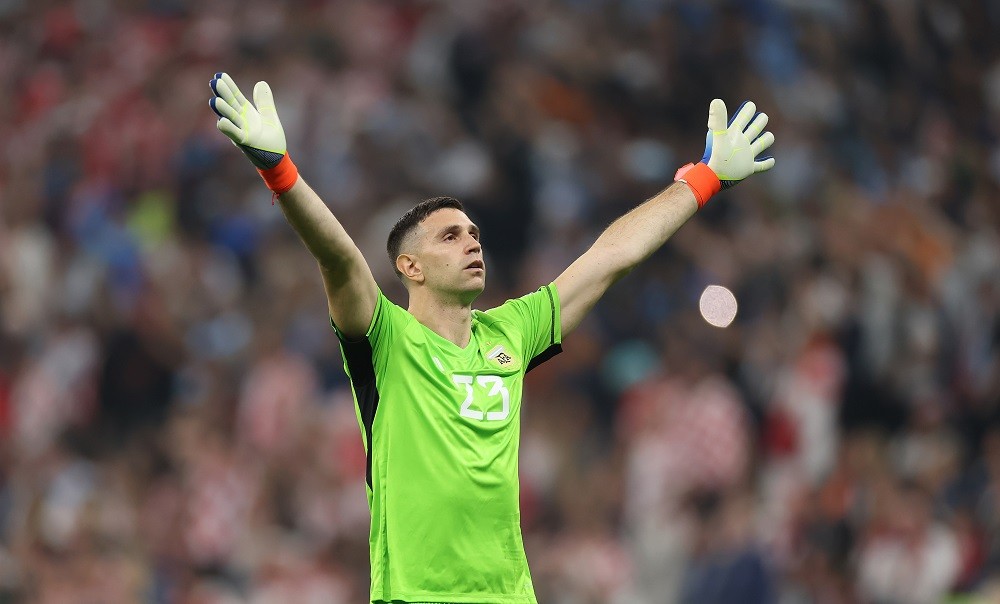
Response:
[482, 283, 562, 373]
[331, 289, 407, 383]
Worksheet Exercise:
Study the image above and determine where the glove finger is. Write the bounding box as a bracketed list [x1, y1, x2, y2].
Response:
[209, 96, 225, 119]
[219, 72, 249, 109]
[210, 74, 223, 99]
[750, 131, 775, 157]
[217, 117, 245, 143]
[707, 98, 728, 132]
[753, 156, 775, 173]
[729, 100, 756, 133]
[699, 130, 713, 164]
[745, 112, 769, 139]
[253, 81, 279, 123]
[210, 97, 243, 128]
[211, 77, 242, 111]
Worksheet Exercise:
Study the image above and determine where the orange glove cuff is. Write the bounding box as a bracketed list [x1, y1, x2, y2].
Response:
[257, 153, 299, 195]
[674, 162, 721, 209]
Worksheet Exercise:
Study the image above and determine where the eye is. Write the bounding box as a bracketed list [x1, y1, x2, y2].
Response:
[444, 233, 456, 241]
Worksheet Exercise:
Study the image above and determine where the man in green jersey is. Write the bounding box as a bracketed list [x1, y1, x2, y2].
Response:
[209, 72, 775, 603]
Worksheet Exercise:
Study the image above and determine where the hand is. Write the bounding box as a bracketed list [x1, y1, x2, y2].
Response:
[702, 99, 775, 188]
[209, 72, 287, 170]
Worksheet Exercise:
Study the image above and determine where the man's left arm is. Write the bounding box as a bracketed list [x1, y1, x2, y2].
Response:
[554, 98, 775, 336]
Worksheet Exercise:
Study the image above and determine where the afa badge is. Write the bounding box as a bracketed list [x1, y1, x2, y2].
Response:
[486, 344, 515, 368]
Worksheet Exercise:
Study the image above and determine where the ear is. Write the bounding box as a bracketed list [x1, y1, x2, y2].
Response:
[396, 253, 424, 284]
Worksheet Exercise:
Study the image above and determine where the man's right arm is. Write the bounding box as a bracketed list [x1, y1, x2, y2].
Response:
[276, 178, 377, 340]
[209, 72, 376, 339]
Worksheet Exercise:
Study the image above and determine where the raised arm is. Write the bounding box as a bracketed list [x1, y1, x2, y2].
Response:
[554, 99, 775, 336]
[210, 73, 377, 339]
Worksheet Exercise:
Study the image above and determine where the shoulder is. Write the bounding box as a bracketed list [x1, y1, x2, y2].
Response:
[337, 288, 415, 345]
[481, 284, 557, 316]
[473, 307, 507, 328]
[378, 291, 411, 319]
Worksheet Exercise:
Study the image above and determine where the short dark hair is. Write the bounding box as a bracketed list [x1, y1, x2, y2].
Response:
[386, 196, 465, 278]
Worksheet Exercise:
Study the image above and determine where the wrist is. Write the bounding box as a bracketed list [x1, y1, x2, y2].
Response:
[257, 153, 299, 195]
[674, 162, 721, 209]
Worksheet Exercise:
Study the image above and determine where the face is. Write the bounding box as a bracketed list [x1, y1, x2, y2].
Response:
[402, 208, 485, 303]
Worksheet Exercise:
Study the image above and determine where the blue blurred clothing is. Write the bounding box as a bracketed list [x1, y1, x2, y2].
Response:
[679, 546, 776, 604]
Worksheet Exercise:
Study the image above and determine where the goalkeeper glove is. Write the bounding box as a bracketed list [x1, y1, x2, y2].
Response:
[209, 72, 298, 195]
[675, 99, 776, 208]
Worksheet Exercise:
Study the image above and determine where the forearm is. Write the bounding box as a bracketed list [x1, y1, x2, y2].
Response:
[275, 176, 363, 273]
[588, 181, 699, 278]
[210, 73, 378, 334]
[554, 98, 775, 336]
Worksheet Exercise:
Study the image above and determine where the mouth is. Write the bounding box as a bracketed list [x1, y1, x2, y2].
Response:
[465, 260, 485, 271]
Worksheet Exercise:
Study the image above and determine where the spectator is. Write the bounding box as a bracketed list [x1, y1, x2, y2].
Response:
[2, 0, 1000, 601]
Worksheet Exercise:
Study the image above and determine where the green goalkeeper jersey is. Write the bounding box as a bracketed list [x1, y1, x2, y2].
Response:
[335, 284, 562, 603]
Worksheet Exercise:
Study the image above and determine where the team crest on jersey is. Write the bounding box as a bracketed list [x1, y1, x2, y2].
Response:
[486, 344, 515, 367]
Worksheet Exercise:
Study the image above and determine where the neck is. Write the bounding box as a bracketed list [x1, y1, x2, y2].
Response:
[408, 291, 474, 348]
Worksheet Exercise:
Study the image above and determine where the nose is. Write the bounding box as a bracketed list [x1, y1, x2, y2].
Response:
[466, 236, 481, 255]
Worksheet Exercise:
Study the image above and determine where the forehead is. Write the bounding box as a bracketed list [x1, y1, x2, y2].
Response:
[419, 207, 476, 234]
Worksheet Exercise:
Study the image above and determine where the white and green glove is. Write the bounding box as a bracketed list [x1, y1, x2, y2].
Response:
[675, 99, 775, 207]
[210, 72, 298, 194]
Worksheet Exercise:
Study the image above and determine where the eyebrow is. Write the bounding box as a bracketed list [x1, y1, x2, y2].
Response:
[437, 224, 480, 238]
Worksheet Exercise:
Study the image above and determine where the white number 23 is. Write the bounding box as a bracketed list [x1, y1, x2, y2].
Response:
[453, 375, 510, 421]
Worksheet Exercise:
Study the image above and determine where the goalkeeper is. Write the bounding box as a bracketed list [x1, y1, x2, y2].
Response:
[209, 72, 774, 604]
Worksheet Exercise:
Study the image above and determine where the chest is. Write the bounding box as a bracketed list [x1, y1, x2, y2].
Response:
[384, 329, 526, 434]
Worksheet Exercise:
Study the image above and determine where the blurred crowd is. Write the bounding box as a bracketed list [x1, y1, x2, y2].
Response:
[2, 0, 1000, 602]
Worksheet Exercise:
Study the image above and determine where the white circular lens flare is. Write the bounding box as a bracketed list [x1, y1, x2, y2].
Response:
[699, 285, 738, 328]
